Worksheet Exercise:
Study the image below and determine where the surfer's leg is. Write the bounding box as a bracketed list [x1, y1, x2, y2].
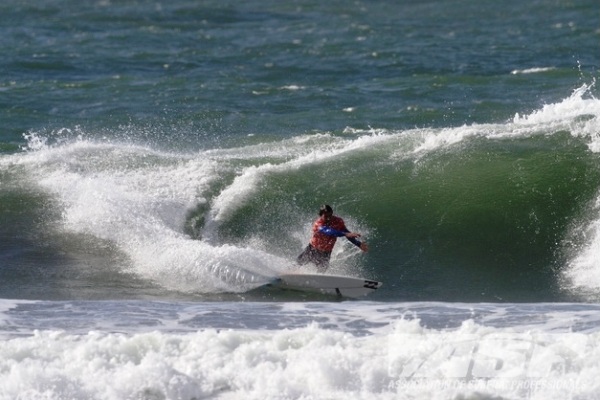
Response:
[298, 245, 331, 272]
[313, 250, 331, 273]
[296, 245, 313, 265]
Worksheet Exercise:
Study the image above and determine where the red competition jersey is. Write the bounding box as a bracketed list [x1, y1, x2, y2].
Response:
[309, 215, 348, 252]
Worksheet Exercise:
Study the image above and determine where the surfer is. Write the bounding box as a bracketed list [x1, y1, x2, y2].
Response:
[297, 204, 369, 272]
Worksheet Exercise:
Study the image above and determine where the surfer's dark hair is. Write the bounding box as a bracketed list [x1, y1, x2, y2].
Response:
[319, 204, 333, 216]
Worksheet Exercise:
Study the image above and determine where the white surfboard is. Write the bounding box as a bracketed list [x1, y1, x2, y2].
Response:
[271, 273, 382, 298]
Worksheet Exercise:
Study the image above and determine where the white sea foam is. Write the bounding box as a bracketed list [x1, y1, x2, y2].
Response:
[563, 196, 600, 291]
[407, 83, 600, 156]
[5, 136, 287, 294]
[510, 67, 556, 75]
[513, 82, 599, 132]
[1, 300, 600, 400]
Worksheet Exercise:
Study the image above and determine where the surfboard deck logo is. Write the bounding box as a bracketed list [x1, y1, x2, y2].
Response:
[363, 280, 380, 290]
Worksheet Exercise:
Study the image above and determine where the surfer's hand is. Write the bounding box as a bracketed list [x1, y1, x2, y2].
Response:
[359, 242, 369, 252]
[345, 232, 361, 239]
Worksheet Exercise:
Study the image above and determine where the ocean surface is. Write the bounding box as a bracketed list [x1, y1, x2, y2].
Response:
[1, 0, 599, 398]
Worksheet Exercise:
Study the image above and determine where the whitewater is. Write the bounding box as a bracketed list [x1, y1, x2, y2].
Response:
[2, 300, 600, 399]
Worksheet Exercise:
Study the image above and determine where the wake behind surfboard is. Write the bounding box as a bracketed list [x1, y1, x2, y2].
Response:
[270, 273, 382, 298]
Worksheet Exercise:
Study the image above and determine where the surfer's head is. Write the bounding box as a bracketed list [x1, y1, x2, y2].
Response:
[319, 204, 333, 217]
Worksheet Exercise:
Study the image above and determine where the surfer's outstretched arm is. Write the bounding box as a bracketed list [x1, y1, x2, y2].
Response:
[317, 226, 367, 251]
